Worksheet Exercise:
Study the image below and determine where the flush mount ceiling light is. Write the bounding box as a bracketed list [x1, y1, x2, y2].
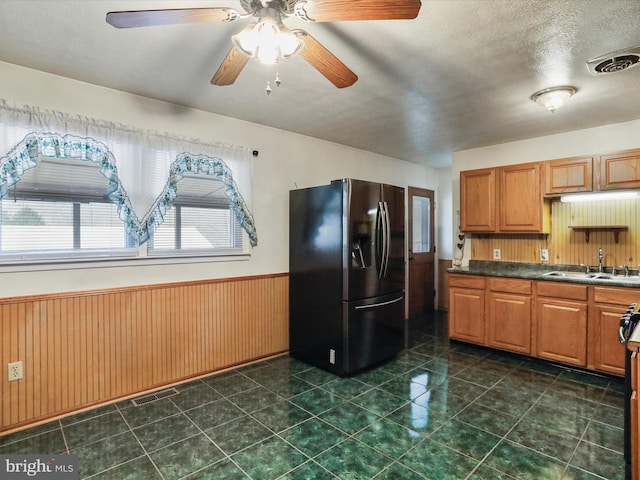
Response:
[531, 86, 577, 113]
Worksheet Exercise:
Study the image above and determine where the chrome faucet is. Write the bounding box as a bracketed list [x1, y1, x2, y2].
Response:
[598, 247, 604, 273]
[618, 264, 630, 277]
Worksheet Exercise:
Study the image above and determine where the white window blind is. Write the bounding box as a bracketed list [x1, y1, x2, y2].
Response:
[0, 156, 136, 261]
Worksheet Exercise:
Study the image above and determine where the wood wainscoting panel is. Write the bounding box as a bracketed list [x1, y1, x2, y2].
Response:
[437, 259, 451, 311]
[0, 274, 289, 433]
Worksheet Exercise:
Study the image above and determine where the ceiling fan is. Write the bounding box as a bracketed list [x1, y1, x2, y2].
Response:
[106, 0, 422, 88]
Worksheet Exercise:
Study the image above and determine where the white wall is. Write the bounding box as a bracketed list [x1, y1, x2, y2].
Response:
[450, 119, 640, 261]
[0, 61, 438, 297]
[437, 166, 453, 259]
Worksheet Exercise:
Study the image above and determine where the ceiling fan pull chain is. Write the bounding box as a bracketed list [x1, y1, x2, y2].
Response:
[275, 72, 282, 87]
[265, 80, 272, 95]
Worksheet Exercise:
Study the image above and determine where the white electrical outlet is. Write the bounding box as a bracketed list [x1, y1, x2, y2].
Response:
[329, 349, 336, 365]
[540, 249, 549, 261]
[493, 249, 501, 260]
[8, 361, 23, 381]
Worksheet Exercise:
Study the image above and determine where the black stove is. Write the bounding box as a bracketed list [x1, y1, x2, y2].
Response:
[619, 303, 640, 480]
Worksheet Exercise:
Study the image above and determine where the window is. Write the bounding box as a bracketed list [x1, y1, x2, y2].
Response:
[148, 172, 244, 255]
[148, 205, 243, 254]
[0, 161, 246, 262]
[412, 195, 431, 253]
[1, 197, 135, 259]
[0, 102, 257, 266]
[0, 156, 138, 261]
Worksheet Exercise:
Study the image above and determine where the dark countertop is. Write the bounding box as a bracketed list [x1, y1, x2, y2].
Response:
[448, 260, 640, 288]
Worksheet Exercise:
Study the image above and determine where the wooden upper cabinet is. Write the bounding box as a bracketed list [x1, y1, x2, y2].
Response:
[600, 148, 640, 190]
[499, 162, 549, 232]
[460, 167, 496, 232]
[460, 163, 549, 233]
[545, 156, 594, 195]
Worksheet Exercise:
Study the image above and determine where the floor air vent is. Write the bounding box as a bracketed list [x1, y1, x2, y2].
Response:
[587, 46, 640, 74]
[131, 387, 179, 406]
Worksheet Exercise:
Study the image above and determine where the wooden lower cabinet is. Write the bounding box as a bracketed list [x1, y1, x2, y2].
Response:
[536, 281, 588, 367]
[536, 297, 587, 367]
[588, 286, 637, 376]
[448, 273, 634, 376]
[589, 303, 627, 375]
[487, 278, 532, 355]
[449, 274, 486, 344]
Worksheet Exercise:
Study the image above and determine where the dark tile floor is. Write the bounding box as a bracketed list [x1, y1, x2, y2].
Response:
[0, 312, 626, 479]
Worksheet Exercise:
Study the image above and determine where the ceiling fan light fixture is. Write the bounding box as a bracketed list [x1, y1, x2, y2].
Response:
[278, 26, 304, 58]
[232, 17, 302, 65]
[531, 86, 577, 113]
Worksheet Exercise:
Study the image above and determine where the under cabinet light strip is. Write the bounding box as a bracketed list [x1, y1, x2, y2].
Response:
[560, 191, 640, 203]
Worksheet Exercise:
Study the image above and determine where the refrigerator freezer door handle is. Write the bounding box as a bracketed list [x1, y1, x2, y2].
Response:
[354, 296, 403, 310]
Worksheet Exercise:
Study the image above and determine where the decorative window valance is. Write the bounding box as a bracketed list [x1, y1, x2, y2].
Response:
[0, 99, 257, 247]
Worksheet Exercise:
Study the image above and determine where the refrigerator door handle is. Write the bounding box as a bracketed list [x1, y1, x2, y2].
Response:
[354, 296, 403, 310]
[376, 201, 385, 279]
[382, 201, 391, 278]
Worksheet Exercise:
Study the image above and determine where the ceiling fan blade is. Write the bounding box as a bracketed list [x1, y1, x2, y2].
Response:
[211, 46, 250, 86]
[106, 8, 238, 28]
[297, 31, 358, 88]
[296, 0, 421, 22]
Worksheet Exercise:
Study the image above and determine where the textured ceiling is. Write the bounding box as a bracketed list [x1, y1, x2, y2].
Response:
[1, 0, 640, 168]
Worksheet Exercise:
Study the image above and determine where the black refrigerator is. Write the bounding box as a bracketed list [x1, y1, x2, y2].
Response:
[289, 178, 405, 375]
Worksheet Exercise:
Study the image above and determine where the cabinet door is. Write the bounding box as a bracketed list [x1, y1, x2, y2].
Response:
[600, 149, 640, 190]
[536, 298, 587, 366]
[487, 292, 531, 354]
[589, 304, 627, 376]
[449, 287, 485, 344]
[499, 162, 545, 232]
[545, 156, 593, 195]
[460, 168, 496, 232]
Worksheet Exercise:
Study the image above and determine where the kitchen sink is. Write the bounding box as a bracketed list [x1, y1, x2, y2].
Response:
[543, 271, 588, 278]
[585, 273, 614, 279]
[542, 270, 640, 282]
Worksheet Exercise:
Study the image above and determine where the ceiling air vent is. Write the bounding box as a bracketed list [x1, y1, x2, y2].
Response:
[587, 46, 640, 75]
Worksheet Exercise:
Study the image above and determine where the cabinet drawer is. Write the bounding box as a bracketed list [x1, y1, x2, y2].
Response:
[537, 281, 587, 301]
[489, 277, 532, 295]
[449, 274, 485, 289]
[593, 286, 640, 305]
